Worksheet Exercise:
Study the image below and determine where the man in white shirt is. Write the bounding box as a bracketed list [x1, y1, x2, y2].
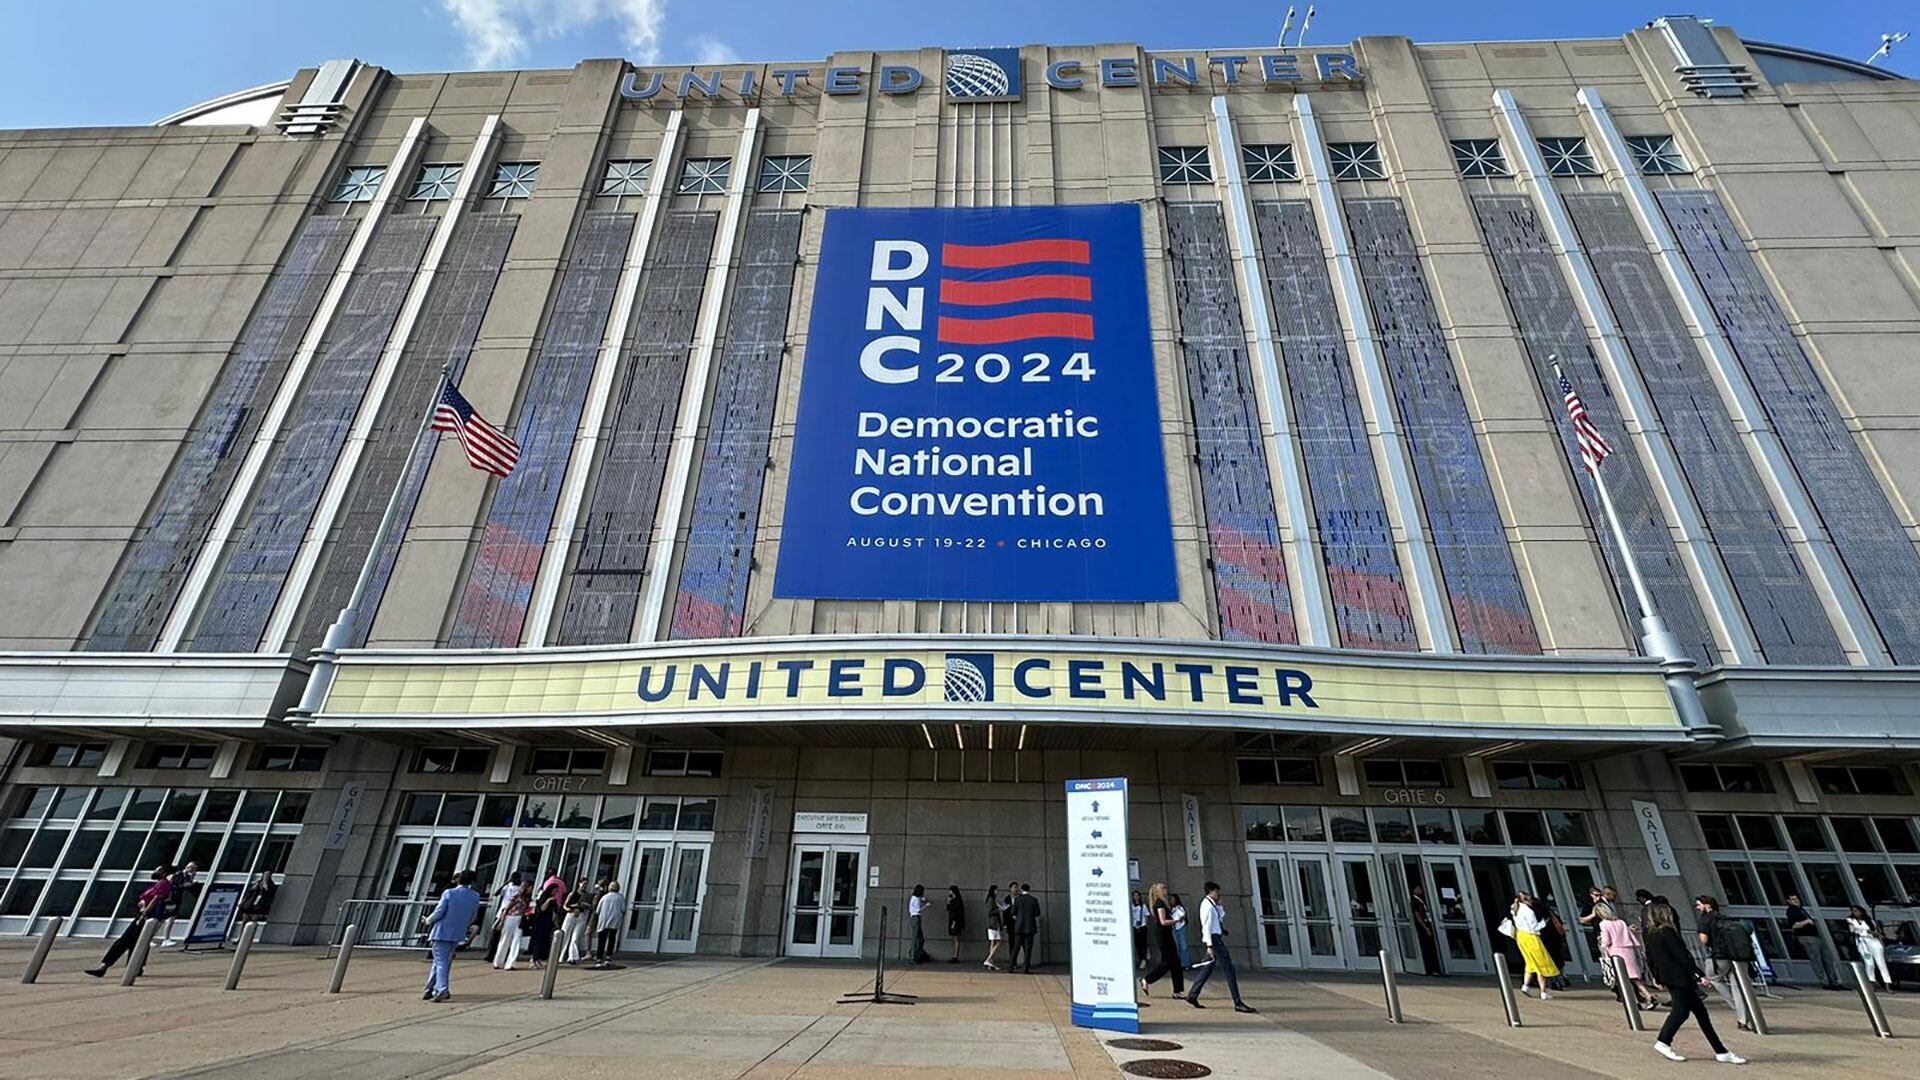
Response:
[1184, 881, 1256, 1013]
[592, 881, 626, 967]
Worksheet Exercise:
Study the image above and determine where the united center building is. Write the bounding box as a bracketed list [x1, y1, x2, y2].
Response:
[3, 16, 1919, 977]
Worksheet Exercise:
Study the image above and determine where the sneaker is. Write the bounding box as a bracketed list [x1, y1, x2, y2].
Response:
[1715, 1053, 1746, 1065]
[84, 967, 106, 979]
[1139, 978, 1151, 998]
[1539, 991, 1553, 1000]
[1654, 1042, 1687, 1062]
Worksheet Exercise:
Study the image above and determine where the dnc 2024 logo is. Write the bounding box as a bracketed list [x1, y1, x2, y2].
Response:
[944, 48, 1023, 102]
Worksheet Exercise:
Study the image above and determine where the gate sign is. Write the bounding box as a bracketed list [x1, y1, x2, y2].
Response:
[775, 205, 1176, 602]
[186, 882, 244, 948]
[1066, 777, 1138, 1033]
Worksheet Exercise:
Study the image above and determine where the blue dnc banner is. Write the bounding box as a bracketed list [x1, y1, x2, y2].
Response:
[774, 205, 1176, 602]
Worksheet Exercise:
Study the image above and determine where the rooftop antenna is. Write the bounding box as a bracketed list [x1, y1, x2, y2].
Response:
[1297, 5, 1316, 47]
[1867, 31, 1909, 65]
[1279, 6, 1296, 48]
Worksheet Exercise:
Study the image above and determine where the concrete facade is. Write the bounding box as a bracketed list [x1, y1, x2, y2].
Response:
[3, 19, 1920, 983]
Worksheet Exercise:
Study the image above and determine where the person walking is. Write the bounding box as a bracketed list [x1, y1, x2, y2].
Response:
[85, 863, 174, 978]
[493, 886, 529, 969]
[1693, 896, 1753, 1031]
[527, 870, 564, 969]
[1138, 883, 1185, 998]
[1130, 890, 1152, 972]
[562, 878, 592, 963]
[1783, 894, 1844, 989]
[1508, 893, 1560, 999]
[1011, 882, 1042, 973]
[1184, 882, 1254, 1013]
[1645, 901, 1746, 1064]
[945, 885, 967, 963]
[982, 885, 1005, 970]
[593, 881, 626, 965]
[908, 884, 931, 964]
[159, 861, 200, 947]
[1169, 893, 1191, 970]
[487, 872, 523, 960]
[422, 869, 482, 1002]
[1597, 901, 1658, 1009]
[1847, 905, 1893, 987]
[1411, 882, 1444, 976]
[237, 870, 277, 936]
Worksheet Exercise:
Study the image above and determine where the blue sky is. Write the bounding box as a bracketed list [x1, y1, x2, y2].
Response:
[1, 2, 1911, 128]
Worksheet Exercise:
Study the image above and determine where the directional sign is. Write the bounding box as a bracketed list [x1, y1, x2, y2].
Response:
[1065, 777, 1136, 1033]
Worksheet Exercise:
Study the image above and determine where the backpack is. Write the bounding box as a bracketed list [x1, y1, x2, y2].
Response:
[1715, 917, 1756, 962]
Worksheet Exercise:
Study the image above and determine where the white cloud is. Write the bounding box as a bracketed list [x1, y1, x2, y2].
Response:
[690, 34, 740, 66]
[441, 0, 668, 67]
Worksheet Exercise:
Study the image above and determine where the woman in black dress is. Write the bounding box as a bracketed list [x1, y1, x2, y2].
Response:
[1137, 883, 1185, 997]
[1644, 901, 1746, 1064]
[946, 885, 967, 962]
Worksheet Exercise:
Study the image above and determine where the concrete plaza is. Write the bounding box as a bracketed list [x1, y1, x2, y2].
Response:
[0, 943, 1913, 1079]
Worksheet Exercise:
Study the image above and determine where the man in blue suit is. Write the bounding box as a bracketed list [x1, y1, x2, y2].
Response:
[423, 870, 482, 1002]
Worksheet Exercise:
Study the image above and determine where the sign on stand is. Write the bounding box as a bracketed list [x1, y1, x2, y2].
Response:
[1066, 777, 1137, 1033]
[185, 883, 244, 949]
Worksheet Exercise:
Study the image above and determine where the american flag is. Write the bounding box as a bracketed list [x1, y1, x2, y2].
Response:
[432, 379, 520, 478]
[1556, 366, 1613, 474]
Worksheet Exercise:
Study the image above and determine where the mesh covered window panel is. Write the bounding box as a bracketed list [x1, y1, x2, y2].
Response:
[293, 213, 519, 651]
[1659, 189, 1920, 663]
[446, 212, 637, 647]
[185, 216, 436, 651]
[669, 209, 803, 639]
[1345, 197, 1541, 654]
[1472, 194, 1720, 664]
[85, 217, 356, 651]
[1565, 192, 1841, 663]
[1251, 201, 1416, 651]
[553, 211, 719, 645]
[1164, 204, 1296, 643]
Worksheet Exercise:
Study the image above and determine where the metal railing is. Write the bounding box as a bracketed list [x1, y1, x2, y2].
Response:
[328, 898, 492, 955]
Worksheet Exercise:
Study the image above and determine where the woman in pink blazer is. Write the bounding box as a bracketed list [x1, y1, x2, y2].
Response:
[1596, 901, 1658, 1009]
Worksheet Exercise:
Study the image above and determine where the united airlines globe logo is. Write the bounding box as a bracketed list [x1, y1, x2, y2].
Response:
[944, 48, 1023, 102]
[942, 653, 995, 701]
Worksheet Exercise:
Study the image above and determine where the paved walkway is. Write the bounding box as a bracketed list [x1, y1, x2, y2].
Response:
[0, 943, 1913, 1079]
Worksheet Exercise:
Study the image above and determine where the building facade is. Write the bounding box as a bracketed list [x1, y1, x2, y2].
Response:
[2, 18, 1919, 979]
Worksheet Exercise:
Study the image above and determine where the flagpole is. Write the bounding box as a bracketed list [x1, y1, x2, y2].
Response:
[296, 364, 450, 716]
[1552, 359, 1714, 736]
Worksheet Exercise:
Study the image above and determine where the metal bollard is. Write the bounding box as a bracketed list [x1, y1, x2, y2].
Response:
[1850, 961, 1894, 1038]
[1610, 956, 1645, 1031]
[1730, 963, 1769, 1035]
[1492, 952, 1523, 1028]
[224, 922, 259, 991]
[1378, 949, 1404, 1024]
[327, 923, 358, 994]
[21, 916, 63, 984]
[121, 918, 162, 987]
[539, 932, 564, 1000]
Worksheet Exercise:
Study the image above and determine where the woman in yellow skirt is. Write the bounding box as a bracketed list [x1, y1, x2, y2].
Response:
[1510, 893, 1560, 999]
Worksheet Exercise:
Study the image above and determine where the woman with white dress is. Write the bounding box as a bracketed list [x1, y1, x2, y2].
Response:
[1847, 905, 1893, 987]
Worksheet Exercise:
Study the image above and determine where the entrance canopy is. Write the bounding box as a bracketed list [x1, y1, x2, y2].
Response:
[305, 634, 1690, 746]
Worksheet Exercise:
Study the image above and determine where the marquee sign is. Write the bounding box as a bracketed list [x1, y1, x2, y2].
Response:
[310, 636, 1687, 739]
[620, 49, 1363, 103]
[774, 204, 1176, 602]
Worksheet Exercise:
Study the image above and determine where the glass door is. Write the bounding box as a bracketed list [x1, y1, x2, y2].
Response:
[422, 840, 466, 900]
[625, 842, 671, 952]
[660, 842, 709, 954]
[1249, 854, 1295, 966]
[786, 841, 867, 958]
[1535, 857, 1602, 974]
[384, 841, 426, 899]
[1427, 857, 1487, 974]
[591, 841, 626, 890]
[1294, 853, 1343, 968]
[1471, 855, 1524, 970]
[1382, 854, 1422, 970]
[1337, 856, 1385, 962]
